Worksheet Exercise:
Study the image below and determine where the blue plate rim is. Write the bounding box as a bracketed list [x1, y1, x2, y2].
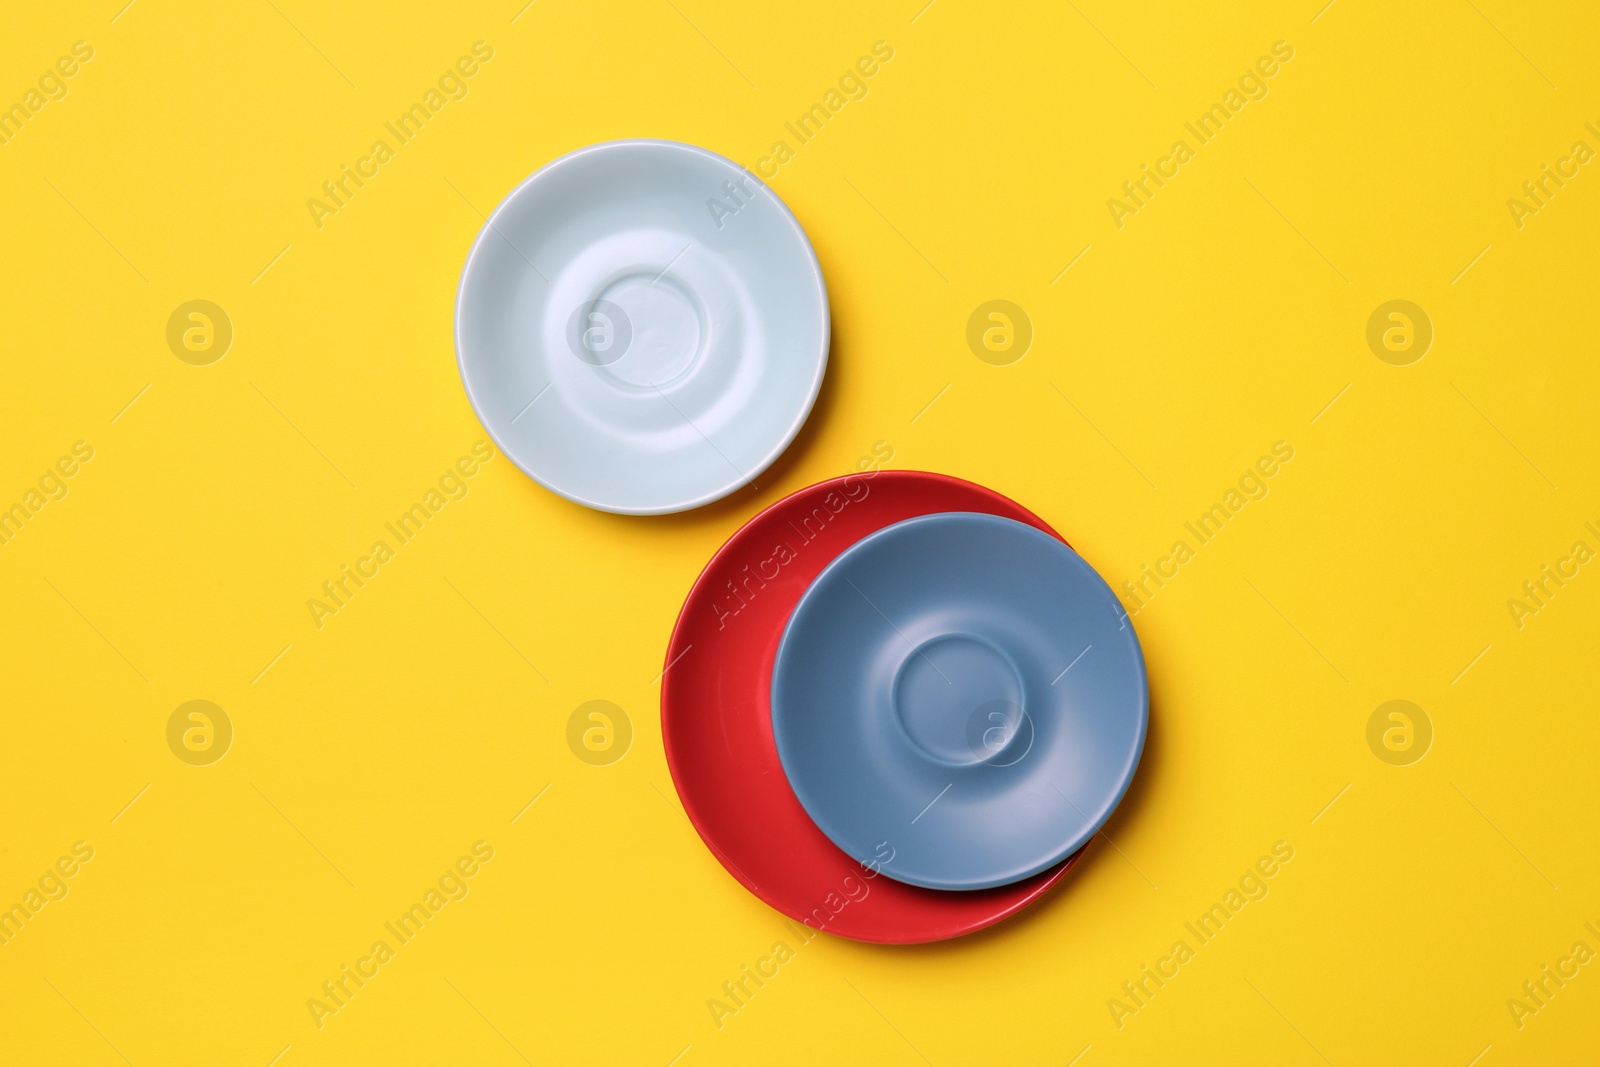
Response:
[770, 509, 1149, 890]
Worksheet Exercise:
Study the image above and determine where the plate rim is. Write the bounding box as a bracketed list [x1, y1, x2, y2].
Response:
[453, 137, 830, 515]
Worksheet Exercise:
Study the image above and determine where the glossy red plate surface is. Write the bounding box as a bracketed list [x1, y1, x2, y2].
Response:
[661, 470, 1085, 943]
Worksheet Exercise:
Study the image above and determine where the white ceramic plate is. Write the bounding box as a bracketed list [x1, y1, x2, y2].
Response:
[454, 140, 830, 515]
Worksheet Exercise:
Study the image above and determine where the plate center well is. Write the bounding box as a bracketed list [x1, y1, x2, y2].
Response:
[579, 270, 705, 389]
[891, 634, 1027, 768]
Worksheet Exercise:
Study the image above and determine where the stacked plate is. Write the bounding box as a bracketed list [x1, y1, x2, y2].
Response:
[454, 140, 1148, 943]
[661, 473, 1148, 942]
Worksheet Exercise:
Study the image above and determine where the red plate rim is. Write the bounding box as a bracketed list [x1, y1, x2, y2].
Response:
[660, 469, 1087, 943]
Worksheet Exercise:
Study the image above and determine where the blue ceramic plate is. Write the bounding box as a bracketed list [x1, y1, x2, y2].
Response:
[771, 512, 1147, 890]
[455, 140, 829, 515]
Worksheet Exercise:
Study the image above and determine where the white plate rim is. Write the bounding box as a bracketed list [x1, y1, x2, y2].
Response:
[453, 138, 831, 515]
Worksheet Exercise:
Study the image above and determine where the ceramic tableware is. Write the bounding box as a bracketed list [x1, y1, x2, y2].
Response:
[661, 473, 1086, 942]
[771, 512, 1147, 891]
[455, 139, 828, 514]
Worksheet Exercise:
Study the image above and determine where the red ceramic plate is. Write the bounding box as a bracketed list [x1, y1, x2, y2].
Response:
[661, 470, 1086, 943]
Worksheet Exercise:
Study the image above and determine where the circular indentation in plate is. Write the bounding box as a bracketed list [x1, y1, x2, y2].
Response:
[893, 634, 1022, 766]
[965, 698, 1033, 767]
[590, 272, 704, 388]
[565, 298, 633, 367]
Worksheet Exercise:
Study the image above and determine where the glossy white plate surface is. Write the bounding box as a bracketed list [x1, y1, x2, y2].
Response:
[455, 139, 829, 514]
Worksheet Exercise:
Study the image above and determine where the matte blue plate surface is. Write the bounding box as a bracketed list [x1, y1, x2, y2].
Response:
[771, 512, 1147, 890]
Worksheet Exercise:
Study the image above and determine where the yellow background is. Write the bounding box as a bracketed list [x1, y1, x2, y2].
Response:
[2, 1, 1597, 1063]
